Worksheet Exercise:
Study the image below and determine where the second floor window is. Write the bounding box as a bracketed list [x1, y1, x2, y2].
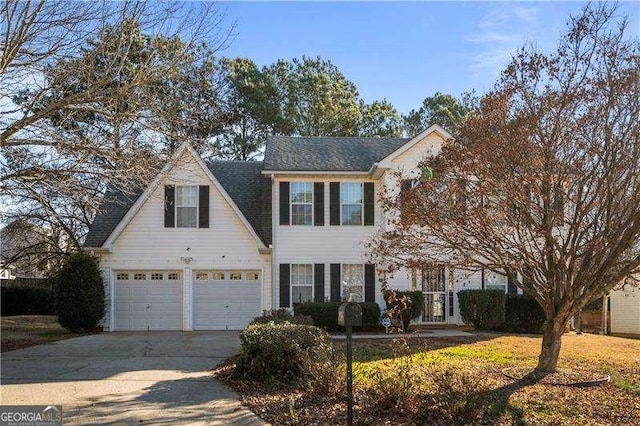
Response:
[341, 183, 363, 225]
[176, 186, 198, 227]
[291, 182, 313, 225]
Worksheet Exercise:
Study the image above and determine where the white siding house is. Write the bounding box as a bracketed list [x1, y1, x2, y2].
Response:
[85, 125, 515, 330]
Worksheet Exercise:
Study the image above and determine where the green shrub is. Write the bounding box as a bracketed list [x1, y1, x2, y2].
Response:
[382, 289, 425, 331]
[250, 309, 314, 326]
[53, 252, 105, 332]
[235, 323, 338, 387]
[457, 289, 505, 330]
[293, 302, 381, 331]
[1, 286, 55, 315]
[501, 294, 545, 334]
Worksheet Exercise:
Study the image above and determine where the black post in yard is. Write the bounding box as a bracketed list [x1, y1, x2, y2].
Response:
[346, 324, 353, 426]
[338, 301, 361, 426]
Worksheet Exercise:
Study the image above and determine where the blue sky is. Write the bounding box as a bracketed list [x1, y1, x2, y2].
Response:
[216, 1, 640, 114]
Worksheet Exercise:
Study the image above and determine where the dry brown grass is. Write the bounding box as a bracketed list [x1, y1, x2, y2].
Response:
[1, 315, 86, 352]
[217, 332, 640, 425]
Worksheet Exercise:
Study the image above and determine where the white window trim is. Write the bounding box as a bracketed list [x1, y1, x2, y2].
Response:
[290, 264, 314, 306]
[340, 182, 364, 226]
[290, 182, 314, 226]
[175, 185, 199, 228]
[340, 264, 365, 302]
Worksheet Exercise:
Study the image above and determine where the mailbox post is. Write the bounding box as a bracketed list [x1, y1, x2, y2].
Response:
[338, 302, 362, 426]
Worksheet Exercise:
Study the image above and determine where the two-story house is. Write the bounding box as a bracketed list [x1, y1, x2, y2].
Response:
[84, 125, 513, 331]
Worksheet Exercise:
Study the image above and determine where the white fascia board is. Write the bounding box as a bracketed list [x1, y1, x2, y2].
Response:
[375, 124, 453, 170]
[101, 143, 190, 249]
[102, 143, 267, 250]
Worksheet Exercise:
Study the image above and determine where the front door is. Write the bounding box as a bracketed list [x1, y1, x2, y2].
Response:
[420, 265, 447, 323]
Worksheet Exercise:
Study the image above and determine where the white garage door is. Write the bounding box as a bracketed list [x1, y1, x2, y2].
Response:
[193, 270, 261, 330]
[114, 271, 183, 331]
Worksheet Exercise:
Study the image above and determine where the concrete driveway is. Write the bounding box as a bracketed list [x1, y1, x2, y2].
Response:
[0, 332, 267, 425]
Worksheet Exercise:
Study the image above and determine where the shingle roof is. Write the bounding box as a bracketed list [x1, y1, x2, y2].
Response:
[205, 160, 272, 245]
[263, 136, 410, 172]
[83, 186, 145, 248]
[83, 161, 272, 248]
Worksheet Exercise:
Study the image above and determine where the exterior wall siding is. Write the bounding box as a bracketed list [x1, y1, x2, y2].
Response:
[96, 150, 271, 330]
[610, 285, 640, 335]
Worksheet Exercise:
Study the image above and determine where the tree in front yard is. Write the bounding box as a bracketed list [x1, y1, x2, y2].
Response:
[370, 3, 640, 372]
[54, 252, 105, 332]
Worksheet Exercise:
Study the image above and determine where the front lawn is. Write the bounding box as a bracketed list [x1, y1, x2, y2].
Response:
[0, 315, 87, 352]
[217, 332, 640, 425]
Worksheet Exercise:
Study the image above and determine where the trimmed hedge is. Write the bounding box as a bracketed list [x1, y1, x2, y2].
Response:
[53, 253, 105, 332]
[235, 323, 336, 385]
[250, 309, 314, 326]
[293, 302, 381, 331]
[1, 286, 55, 316]
[458, 289, 506, 330]
[501, 294, 545, 334]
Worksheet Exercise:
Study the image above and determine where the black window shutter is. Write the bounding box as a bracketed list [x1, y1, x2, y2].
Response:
[330, 263, 341, 302]
[364, 264, 376, 303]
[198, 185, 209, 228]
[329, 182, 340, 225]
[364, 182, 374, 226]
[314, 182, 324, 226]
[314, 264, 325, 302]
[279, 182, 290, 225]
[279, 264, 290, 308]
[164, 185, 175, 228]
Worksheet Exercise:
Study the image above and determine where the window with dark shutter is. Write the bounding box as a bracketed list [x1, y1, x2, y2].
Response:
[198, 185, 209, 228]
[329, 182, 340, 225]
[330, 263, 341, 301]
[164, 185, 175, 228]
[279, 182, 290, 225]
[364, 264, 375, 303]
[364, 182, 374, 226]
[314, 264, 325, 302]
[279, 264, 290, 308]
[314, 182, 324, 226]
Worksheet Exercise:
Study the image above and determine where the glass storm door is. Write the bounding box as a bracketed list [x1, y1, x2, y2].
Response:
[421, 265, 447, 323]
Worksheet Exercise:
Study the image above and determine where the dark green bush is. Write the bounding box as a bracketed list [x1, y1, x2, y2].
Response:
[53, 252, 105, 332]
[382, 289, 425, 331]
[1, 286, 55, 315]
[293, 302, 381, 331]
[501, 294, 545, 334]
[250, 309, 314, 326]
[235, 323, 338, 386]
[457, 289, 505, 330]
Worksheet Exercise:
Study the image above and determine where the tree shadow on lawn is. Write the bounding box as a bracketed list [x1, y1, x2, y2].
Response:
[480, 371, 547, 424]
[336, 330, 534, 363]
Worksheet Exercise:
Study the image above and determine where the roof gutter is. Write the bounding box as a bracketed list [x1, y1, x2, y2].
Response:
[261, 170, 370, 176]
[83, 247, 112, 254]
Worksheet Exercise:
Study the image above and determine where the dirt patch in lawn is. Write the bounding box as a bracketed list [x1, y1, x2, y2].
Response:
[1, 315, 88, 352]
[214, 332, 640, 425]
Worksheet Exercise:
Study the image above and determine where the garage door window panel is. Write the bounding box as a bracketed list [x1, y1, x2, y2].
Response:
[196, 272, 209, 280]
[291, 264, 313, 304]
[117, 273, 129, 280]
[230, 272, 242, 280]
[134, 273, 146, 280]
